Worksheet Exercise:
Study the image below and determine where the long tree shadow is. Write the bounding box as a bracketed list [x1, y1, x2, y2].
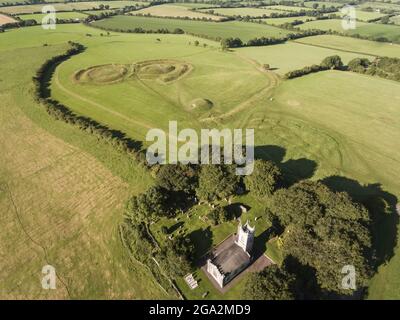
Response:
[321, 175, 399, 268]
[189, 227, 213, 264]
[254, 145, 318, 187]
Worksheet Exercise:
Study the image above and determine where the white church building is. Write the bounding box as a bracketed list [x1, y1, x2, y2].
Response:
[206, 221, 255, 288]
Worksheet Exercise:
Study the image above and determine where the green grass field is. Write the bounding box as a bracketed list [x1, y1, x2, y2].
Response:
[338, 9, 387, 22]
[303, 1, 344, 9]
[0, 1, 148, 14]
[358, 1, 400, 12]
[1, 19, 400, 300]
[390, 15, 400, 25]
[299, 19, 400, 42]
[259, 16, 316, 25]
[17, 12, 88, 23]
[0, 23, 168, 299]
[131, 4, 222, 20]
[198, 7, 287, 17]
[268, 4, 315, 12]
[236, 41, 369, 75]
[93, 15, 291, 41]
[293, 34, 400, 58]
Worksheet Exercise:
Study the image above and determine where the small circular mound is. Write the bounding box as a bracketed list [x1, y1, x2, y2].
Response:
[75, 64, 129, 85]
[189, 98, 213, 110]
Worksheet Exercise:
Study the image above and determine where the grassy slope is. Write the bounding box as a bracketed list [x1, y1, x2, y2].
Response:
[92, 15, 291, 41]
[236, 41, 369, 75]
[0, 24, 168, 299]
[2, 23, 400, 299]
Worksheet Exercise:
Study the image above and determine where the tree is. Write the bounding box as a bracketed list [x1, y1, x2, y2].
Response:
[244, 265, 295, 300]
[348, 58, 371, 73]
[194, 40, 199, 46]
[274, 180, 373, 296]
[245, 159, 282, 197]
[321, 55, 343, 70]
[196, 165, 239, 203]
[157, 164, 198, 194]
[125, 186, 169, 223]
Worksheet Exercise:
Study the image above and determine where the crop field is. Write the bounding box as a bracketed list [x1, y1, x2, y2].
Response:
[298, 19, 400, 42]
[131, 4, 222, 21]
[92, 15, 291, 41]
[17, 12, 88, 23]
[2, 0, 400, 301]
[0, 13, 16, 25]
[0, 1, 148, 14]
[236, 41, 369, 75]
[293, 34, 400, 58]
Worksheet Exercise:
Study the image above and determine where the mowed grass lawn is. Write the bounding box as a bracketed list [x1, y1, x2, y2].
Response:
[92, 15, 291, 41]
[0, 1, 148, 14]
[236, 41, 369, 75]
[131, 4, 222, 20]
[299, 19, 400, 42]
[293, 35, 400, 58]
[17, 12, 88, 23]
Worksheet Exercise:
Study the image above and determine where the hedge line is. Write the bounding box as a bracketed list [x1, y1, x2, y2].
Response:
[32, 41, 148, 168]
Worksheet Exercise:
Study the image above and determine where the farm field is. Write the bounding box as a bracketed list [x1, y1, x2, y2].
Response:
[92, 15, 291, 41]
[198, 7, 287, 17]
[0, 12, 16, 25]
[236, 41, 369, 75]
[131, 4, 222, 21]
[267, 4, 315, 12]
[298, 19, 400, 42]
[1, 0, 400, 301]
[259, 16, 316, 25]
[17, 11, 88, 23]
[390, 15, 400, 25]
[0, 1, 148, 14]
[358, 1, 400, 12]
[337, 9, 387, 22]
[293, 34, 400, 58]
[303, 1, 344, 8]
[0, 24, 168, 299]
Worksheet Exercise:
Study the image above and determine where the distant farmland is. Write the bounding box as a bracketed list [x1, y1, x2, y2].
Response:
[298, 19, 400, 42]
[0, 1, 148, 14]
[131, 4, 222, 20]
[18, 12, 88, 23]
[198, 7, 288, 17]
[0, 13, 16, 25]
[93, 15, 291, 41]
